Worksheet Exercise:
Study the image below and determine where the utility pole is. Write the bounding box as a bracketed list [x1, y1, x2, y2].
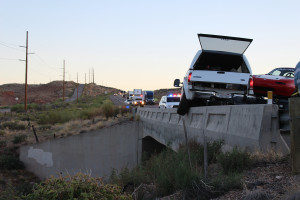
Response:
[19, 31, 34, 112]
[63, 60, 65, 101]
[24, 31, 28, 111]
[85, 73, 86, 85]
[89, 69, 90, 84]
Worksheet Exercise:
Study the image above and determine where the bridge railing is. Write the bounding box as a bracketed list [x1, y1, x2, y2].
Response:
[137, 104, 289, 155]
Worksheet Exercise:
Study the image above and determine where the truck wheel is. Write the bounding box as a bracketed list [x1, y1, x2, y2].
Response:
[177, 91, 190, 115]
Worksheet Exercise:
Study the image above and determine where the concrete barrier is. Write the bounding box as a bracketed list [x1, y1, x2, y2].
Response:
[137, 104, 289, 154]
[20, 121, 141, 180]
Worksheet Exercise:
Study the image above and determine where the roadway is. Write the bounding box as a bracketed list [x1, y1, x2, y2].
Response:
[110, 94, 158, 108]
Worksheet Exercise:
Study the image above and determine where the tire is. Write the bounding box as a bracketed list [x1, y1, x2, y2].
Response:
[177, 91, 190, 116]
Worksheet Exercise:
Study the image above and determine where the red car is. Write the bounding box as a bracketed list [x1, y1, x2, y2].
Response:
[253, 67, 295, 98]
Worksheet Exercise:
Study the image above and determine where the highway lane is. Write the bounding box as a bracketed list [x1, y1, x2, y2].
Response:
[109, 94, 158, 108]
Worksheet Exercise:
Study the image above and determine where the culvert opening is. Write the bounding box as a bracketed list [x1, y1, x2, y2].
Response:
[142, 136, 167, 161]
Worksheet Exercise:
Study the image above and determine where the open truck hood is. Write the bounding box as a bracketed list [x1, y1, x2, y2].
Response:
[198, 34, 253, 55]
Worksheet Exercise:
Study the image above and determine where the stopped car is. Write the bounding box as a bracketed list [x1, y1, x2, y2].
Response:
[253, 67, 295, 98]
[174, 34, 254, 115]
[159, 94, 181, 109]
[133, 98, 144, 107]
[124, 99, 132, 105]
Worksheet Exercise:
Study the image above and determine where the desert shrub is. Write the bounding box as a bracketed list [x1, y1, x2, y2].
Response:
[38, 111, 74, 125]
[79, 107, 102, 120]
[1, 122, 26, 130]
[0, 140, 7, 148]
[0, 130, 5, 136]
[27, 103, 38, 110]
[11, 104, 24, 113]
[102, 101, 114, 119]
[12, 134, 27, 144]
[109, 166, 150, 190]
[209, 172, 243, 194]
[24, 173, 132, 200]
[113, 107, 120, 118]
[181, 139, 224, 166]
[0, 155, 24, 170]
[217, 147, 251, 174]
[250, 149, 284, 165]
[110, 140, 226, 197]
[0, 182, 22, 200]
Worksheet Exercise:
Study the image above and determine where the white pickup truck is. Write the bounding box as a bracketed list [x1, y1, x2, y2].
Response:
[174, 34, 254, 115]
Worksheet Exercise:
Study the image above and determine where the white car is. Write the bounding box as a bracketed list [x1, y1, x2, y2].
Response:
[124, 99, 132, 105]
[174, 33, 254, 115]
[159, 94, 181, 109]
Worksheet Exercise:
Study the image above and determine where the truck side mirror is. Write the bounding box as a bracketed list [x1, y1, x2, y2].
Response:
[174, 79, 180, 87]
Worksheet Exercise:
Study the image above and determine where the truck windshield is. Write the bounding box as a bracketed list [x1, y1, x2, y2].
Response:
[146, 91, 153, 98]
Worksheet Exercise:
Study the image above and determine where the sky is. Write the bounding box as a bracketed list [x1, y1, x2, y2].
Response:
[1, 0, 300, 91]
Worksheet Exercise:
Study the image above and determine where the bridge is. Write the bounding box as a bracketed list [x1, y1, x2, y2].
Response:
[20, 104, 291, 180]
[137, 104, 290, 155]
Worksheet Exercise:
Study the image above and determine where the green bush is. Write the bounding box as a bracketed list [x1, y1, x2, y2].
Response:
[27, 103, 38, 110]
[0, 155, 24, 170]
[110, 140, 230, 198]
[24, 173, 132, 200]
[209, 172, 242, 194]
[12, 134, 27, 144]
[79, 108, 102, 120]
[217, 147, 251, 174]
[11, 104, 24, 113]
[102, 101, 115, 119]
[0, 130, 5, 136]
[38, 111, 74, 125]
[1, 122, 26, 130]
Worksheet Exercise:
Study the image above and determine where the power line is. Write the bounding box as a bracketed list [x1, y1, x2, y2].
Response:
[30, 55, 59, 72]
[0, 57, 20, 61]
[0, 41, 25, 52]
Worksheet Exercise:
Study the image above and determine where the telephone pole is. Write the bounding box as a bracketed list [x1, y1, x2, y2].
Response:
[89, 69, 90, 84]
[63, 60, 65, 101]
[19, 31, 33, 112]
[85, 73, 86, 84]
[93, 68, 94, 84]
[24, 32, 28, 111]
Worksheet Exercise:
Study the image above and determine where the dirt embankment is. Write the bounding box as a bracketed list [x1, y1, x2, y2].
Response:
[82, 84, 120, 97]
[0, 82, 122, 106]
[0, 81, 76, 106]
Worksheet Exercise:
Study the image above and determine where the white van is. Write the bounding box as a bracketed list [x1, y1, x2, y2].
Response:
[174, 34, 254, 115]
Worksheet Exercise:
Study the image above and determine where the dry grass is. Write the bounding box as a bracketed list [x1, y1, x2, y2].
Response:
[250, 149, 284, 164]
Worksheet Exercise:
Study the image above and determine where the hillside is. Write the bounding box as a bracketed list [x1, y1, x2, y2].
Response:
[0, 81, 121, 106]
[154, 88, 181, 102]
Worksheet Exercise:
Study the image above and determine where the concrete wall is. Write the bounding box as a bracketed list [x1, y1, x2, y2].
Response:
[20, 121, 141, 180]
[137, 104, 289, 154]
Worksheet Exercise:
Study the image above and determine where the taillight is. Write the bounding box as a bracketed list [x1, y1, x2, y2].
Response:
[188, 72, 192, 85]
[249, 77, 253, 89]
